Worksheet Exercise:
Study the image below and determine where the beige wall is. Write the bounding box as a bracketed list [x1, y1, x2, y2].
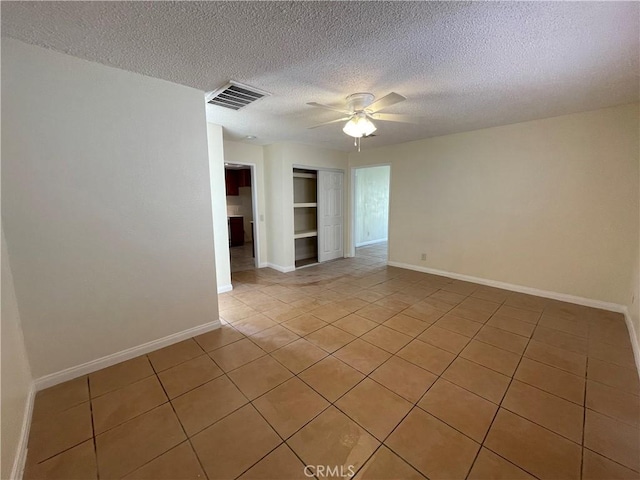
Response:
[350, 103, 639, 307]
[1, 230, 33, 479]
[2, 39, 219, 378]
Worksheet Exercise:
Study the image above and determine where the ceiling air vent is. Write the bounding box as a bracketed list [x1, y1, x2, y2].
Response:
[206, 81, 270, 111]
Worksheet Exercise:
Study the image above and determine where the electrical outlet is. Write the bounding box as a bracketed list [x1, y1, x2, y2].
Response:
[421, 253, 427, 261]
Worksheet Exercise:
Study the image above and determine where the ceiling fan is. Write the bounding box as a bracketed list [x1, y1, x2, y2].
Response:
[307, 92, 417, 151]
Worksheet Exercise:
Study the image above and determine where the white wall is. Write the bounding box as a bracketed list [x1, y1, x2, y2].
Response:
[1, 229, 33, 480]
[628, 140, 640, 353]
[350, 103, 639, 306]
[264, 143, 348, 270]
[207, 123, 232, 291]
[355, 166, 390, 246]
[2, 39, 220, 378]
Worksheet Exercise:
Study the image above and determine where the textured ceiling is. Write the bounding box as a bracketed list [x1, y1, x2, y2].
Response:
[3, 1, 639, 151]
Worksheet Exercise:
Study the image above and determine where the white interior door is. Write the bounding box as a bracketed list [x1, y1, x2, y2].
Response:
[318, 170, 344, 262]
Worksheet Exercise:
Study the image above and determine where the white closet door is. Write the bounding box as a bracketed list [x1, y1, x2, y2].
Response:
[318, 170, 344, 262]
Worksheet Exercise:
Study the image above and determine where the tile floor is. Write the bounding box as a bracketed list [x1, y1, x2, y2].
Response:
[230, 242, 255, 273]
[24, 243, 640, 480]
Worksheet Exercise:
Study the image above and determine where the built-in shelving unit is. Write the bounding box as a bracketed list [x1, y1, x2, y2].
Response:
[293, 168, 318, 268]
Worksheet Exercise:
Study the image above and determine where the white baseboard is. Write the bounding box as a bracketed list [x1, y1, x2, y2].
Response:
[34, 319, 221, 391]
[622, 307, 640, 376]
[387, 261, 626, 313]
[258, 262, 268, 268]
[266, 263, 295, 273]
[217, 284, 233, 294]
[355, 238, 388, 248]
[11, 384, 35, 480]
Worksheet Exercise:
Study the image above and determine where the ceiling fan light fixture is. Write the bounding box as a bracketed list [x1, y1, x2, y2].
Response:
[342, 114, 377, 138]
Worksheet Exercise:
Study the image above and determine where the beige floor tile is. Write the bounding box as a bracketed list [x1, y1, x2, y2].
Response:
[89, 356, 155, 397]
[281, 314, 327, 336]
[502, 380, 583, 443]
[147, 339, 204, 372]
[193, 326, 245, 351]
[158, 354, 223, 399]
[587, 357, 640, 396]
[32, 377, 89, 421]
[449, 304, 493, 323]
[361, 325, 412, 353]
[191, 404, 281, 480]
[354, 289, 388, 303]
[311, 304, 352, 322]
[356, 304, 397, 323]
[467, 448, 535, 480]
[460, 340, 521, 376]
[271, 338, 328, 374]
[514, 357, 585, 404]
[589, 341, 637, 368]
[386, 408, 480, 480]
[504, 292, 548, 312]
[584, 409, 640, 471]
[298, 356, 365, 402]
[435, 314, 483, 337]
[441, 357, 510, 404]
[336, 379, 412, 441]
[333, 314, 378, 336]
[228, 355, 293, 400]
[305, 325, 356, 353]
[474, 325, 528, 355]
[233, 314, 279, 336]
[370, 356, 437, 403]
[122, 442, 206, 480]
[27, 402, 93, 464]
[23, 440, 97, 480]
[92, 376, 168, 434]
[334, 339, 392, 375]
[472, 286, 510, 304]
[494, 305, 540, 324]
[486, 315, 536, 337]
[171, 375, 248, 436]
[538, 314, 588, 338]
[396, 339, 455, 375]
[459, 296, 501, 314]
[484, 409, 581, 480]
[336, 298, 370, 314]
[209, 338, 265, 372]
[354, 446, 425, 480]
[287, 406, 379, 479]
[533, 325, 588, 355]
[430, 289, 467, 306]
[418, 378, 497, 442]
[417, 325, 470, 354]
[586, 380, 640, 427]
[249, 324, 299, 352]
[524, 339, 586, 376]
[238, 444, 307, 480]
[382, 314, 430, 337]
[402, 301, 448, 322]
[582, 448, 640, 480]
[372, 296, 410, 313]
[253, 377, 329, 438]
[95, 404, 186, 479]
[221, 304, 259, 323]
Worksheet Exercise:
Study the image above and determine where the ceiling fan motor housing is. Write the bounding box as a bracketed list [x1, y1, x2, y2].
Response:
[346, 93, 375, 112]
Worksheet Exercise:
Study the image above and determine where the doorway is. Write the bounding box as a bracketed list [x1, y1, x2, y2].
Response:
[224, 163, 258, 272]
[352, 165, 391, 261]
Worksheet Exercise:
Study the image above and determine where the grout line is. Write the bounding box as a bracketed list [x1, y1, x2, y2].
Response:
[87, 376, 100, 480]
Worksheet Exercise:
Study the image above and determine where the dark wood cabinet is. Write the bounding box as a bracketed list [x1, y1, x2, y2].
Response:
[225, 168, 251, 196]
[228, 217, 244, 246]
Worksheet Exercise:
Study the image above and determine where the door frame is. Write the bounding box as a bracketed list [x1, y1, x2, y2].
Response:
[225, 161, 261, 268]
[349, 163, 392, 258]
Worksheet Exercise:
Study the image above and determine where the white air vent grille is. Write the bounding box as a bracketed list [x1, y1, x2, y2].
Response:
[207, 82, 270, 110]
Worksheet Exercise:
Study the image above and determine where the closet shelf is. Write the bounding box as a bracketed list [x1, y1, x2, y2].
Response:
[294, 229, 318, 239]
[294, 202, 317, 208]
[293, 172, 317, 179]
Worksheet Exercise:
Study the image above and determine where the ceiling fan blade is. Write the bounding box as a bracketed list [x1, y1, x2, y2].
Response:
[370, 112, 420, 123]
[367, 92, 406, 113]
[306, 102, 351, 115]
[308, 116, 352, 129]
